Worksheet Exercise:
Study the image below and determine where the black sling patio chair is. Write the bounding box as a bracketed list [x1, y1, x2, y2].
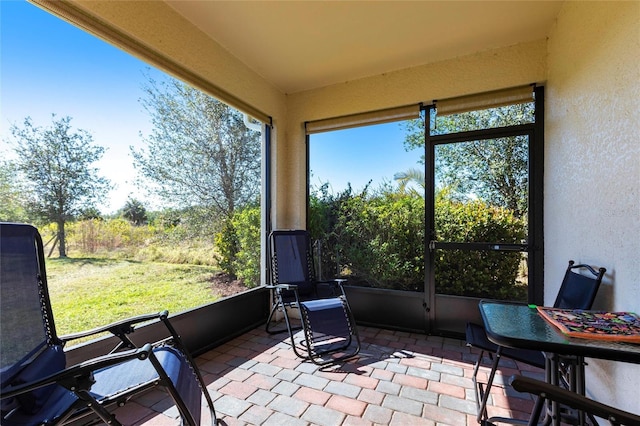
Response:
[266, 229, 360, 365]
[467, 260, 606, 424]
[505, 375, 640, 426]
[0, 223, 217, 425]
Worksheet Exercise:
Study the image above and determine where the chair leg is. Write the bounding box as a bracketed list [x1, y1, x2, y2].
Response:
[75, 389, 123, 426]
[477, 346, 503, 423]
[266, 303, 304, 335]
[527, 393, 547, 426]
[286, 300, 361, 366]
[300, 331, 360, 366]
[265, 302, 282, 334]
[283, 307, 313, 362]
[471, 348, 486, 420]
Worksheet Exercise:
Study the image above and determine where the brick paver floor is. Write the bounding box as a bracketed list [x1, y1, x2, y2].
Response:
[114, 325, 544, 425]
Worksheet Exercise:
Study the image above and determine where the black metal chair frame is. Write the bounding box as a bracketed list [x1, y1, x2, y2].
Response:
[505, 375, 640, 426]
[272, 282, 361, 365]
[0, 223, 217, 425]
[266, 229, 320, 335]
[265, 229, 360, 365]
[468, 260, 606, 425]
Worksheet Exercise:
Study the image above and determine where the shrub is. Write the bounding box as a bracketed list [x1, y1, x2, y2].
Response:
[214, 218, 237, 277]
[337, 192, 424, 291]
[434, 190, 526, 299]
[231, 206, 261, 287]
[58, 218, 216, 266]
[309, 187, 424, 290]
[214, 204, 261, 287]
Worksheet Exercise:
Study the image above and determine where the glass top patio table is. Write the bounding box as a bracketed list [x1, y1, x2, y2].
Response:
[479, 300, 640, 364]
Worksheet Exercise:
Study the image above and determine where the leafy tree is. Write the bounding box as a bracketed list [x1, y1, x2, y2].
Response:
[132, 74, 261, 225]
[0, 159, 29, 222]
[393, 167, 425, 197]
[121, 197, 148, 225]
[8, 115, 110, 257]
[79, 207, 103, 221]
[403, 103, 533, 217]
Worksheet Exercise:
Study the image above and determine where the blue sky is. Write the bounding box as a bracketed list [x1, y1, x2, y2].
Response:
[1, 1, 422, 213]
[1, 1, 164, 213]
[310, 123, 422, 195]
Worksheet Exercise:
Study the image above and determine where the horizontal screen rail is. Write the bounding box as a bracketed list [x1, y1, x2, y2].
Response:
[429, 241, 528, 252]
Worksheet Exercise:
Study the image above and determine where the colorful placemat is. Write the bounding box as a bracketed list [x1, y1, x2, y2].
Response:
[536, 307, 640, 343]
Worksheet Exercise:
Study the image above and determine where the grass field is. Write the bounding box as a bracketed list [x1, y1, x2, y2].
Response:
[45, 257, 221, 344]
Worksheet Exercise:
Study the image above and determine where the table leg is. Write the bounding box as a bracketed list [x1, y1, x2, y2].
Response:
[545, 352, 561, 426]
[546, 354, 591, 426]
[573, 356, 588, 425]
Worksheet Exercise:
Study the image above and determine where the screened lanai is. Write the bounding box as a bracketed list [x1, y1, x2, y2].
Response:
[24, 0, 640, 419]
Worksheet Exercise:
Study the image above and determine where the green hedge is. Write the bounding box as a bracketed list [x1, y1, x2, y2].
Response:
[214, 205, 261, 287]
[217, 187, 527, 299]
[433, 190, 526, 299]
[310, 191, 424, 291]
[309, 187, 527, 299]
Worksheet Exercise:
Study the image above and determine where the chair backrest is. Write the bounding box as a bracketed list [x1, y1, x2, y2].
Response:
[553, 260, 606, 309]
[269, 230, 315, 284]
[0, 223, 58, 374]
[1, 223, 65, 414]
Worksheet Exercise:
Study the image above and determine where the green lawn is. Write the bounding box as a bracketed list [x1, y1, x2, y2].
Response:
[46, 257, 220, 343]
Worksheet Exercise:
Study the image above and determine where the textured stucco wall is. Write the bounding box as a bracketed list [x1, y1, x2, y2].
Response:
[279, 40, 547, 228]
[545, 1, 640, 413]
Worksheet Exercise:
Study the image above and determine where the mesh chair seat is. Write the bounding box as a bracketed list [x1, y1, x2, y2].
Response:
[300, 298, 354, 351]
[0, 223, 216, 426]
[90, 347, 202, 422]
[3, 346, 202, 426]
[2, 385, 78, 426]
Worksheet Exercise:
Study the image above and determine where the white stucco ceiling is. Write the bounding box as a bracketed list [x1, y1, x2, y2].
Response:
[166, 1, 563, 94]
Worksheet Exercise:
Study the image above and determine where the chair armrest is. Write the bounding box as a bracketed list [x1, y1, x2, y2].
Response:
[59, 311, 168, 345]
[510, 375, 640, 425]
[316, 279, 347, 287]
[265, 284, 297, 291]
[267, 280, 347, 298]
[266, 280, 345, 289]
[316, 279, 347, 297]
[0, 344, 153, 400]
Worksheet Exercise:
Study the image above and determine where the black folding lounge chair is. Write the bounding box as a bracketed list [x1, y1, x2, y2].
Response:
[467, 260, 606, 424]
[266, 229, 360, 365]
[505, 375, 640, 426]
[0, 223, 217, 425]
